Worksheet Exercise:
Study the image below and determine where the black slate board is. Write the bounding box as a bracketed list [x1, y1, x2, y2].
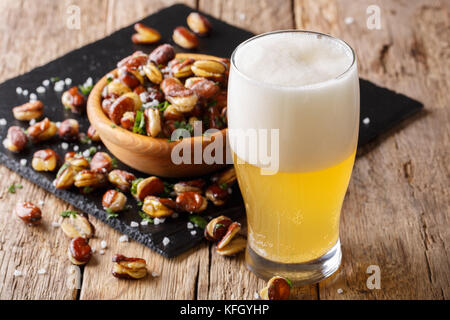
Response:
[0, 4, 423, 258]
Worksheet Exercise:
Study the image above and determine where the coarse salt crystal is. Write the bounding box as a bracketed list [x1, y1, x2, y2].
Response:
[56, 122, 61, 128]
[130, 221, 139, 228]
[151, 272, 160, 277]
[337, 288, 344, 294]
[187, 222, 194, 229]
[162, 237, 170, 246]
[0, 118, 7, 126]
[119, 235, 129, 243]
[73, 145, 79, 152]
[36, 86, 46, 94]
[13, 270, 23, 277]
[91, 247, 96, 253]
[22, 90, 29, 96]
[43, 79, 50, 86]
[37, 268, 46, 275]
[363, 117, 370, 125]
[65, 78, 72, 86]
[154, 218, 165, 224]
[82, 149, 90, 158]
[143, 100, 160, 109]
[29, 119, 36, 126]
[38, 200, 44, 206]
[99, 249, 105, 255]
[85, 77, 93, 86]
[227, 187, 233, 194]
[100, 240, 107, 249]
[141, 220, 149, 226]
[344, 17, 354, 25]
[139, 93, 148, 103]
[16, 87, 23, 94]
[51, 221, 60, 228]
[239, 13, 246, 21]
[20, 159, 27, 166]
[190, 230, 197, 236]
[254, 292, 259, 299]
[61, 142, 69, 150]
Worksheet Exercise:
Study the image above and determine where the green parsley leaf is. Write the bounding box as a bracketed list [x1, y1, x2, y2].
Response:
[138, 211, 154, 223]
[131, 178, 143, 196]
[111, 157, 118, 169]
[189, 215, 208, 229]
[106, 208, 119, 219]
[80, 135, 92, 144]
[88, 147, 97, 156]
[158, 101, 170, 112]
[83, 186, 94, 194]
[50, 77, 60, 83]
[132, 110, 146, 135]
[111, 124, 117, 128]
[284, 277, 293, 288]
[56, 163, 70, 178]
[174, 121, 193, 135]
[219, 183, 228, 190]
[79, 83, 93, 96]
[208, 100, 218, 107]
[160, 181, 174, 198]
[60, 210, 78, 218]
[8, 184, 23, 194]
[106, 76, 114, 83]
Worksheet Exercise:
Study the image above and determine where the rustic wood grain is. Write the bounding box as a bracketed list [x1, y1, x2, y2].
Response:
[294, 0, 449, 299]
[0, 0, 448, 300]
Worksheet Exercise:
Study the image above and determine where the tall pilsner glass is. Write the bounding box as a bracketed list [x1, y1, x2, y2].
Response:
[227, 31, 359, 284]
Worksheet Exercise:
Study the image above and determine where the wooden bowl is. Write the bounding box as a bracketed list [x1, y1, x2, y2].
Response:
[87, 53, 228, 178]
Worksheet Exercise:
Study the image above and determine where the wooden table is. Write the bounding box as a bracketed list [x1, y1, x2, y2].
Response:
[0, 0, 448, 300]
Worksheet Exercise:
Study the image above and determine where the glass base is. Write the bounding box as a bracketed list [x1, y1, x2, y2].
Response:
[246, 239, 342, 285]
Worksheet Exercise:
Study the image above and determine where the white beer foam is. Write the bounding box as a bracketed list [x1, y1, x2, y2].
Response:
[228, 31, 359, 172]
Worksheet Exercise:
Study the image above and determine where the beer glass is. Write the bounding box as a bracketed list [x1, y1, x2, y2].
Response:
[227, 30, 359, 284]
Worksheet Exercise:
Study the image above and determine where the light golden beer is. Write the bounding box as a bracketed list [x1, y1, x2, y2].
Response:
[228, 31, 359, 283]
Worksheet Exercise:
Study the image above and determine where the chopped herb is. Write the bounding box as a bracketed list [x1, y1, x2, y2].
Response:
[284, 277, 293, 288]
[56, 163, 70, 178]
[60, 210, 78, 218]
[138, 211, 154, 223]
[106, 76, 114, 83]
[111, 157, 118, 169]
[178, 58, 186, 63]
[158, 64, 164, 69]
[160, 182, 174, 198]
[208, 100, 218, 107]
[83, 186, 93, 194]
[219, 183, 228, 190]
[215, 116, 226, 128]
[137, 201, 143, 207]
[157, 101, 170, 112]
[131, 178, 143, 196]
[125, 204, 132, 210]
[79, 83, 93, 95]
[106, 208, 119, 219]
[8, 184, 23, 194]
[80, 135, 92, 144]
[189, 215, 208, 229]
[88, 147, 97, 156]
[214, 81, 221, 86]
[203, 132, 211, 138]
[132, 110, 146, 135]
[174, 121, 193, 135]
[50, 77, 60, 83]
[111, 124, 117, 128]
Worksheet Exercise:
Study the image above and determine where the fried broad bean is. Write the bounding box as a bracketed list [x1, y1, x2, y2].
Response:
[61, 211, 95, 239]
[204, 216, 233, 242]
[87, 125, 101, 141]
[62, 87, 86, 113]
[27, 118, 57, 142]
[112, 254, 147, 280]
[185, 77, 219, 99]
[58, 119, 79, 141]
[144, 108, 162, 137]
[142, 196, 175, 218]
[102, 189, 127, 212]
[68, 237, 92, 265]
[14, 201, 42, 226]
[108, 169, 136, 193]
[13, 101, 44, 121]
[149, 44, 175, 66]
[187, 12, 211, 36]
[132, 23, 161, 44]
[132, 176, 164, 201]
[205, 184, 229, 206]
[32, 149, 59, 172]
[173, 179, 205, 195]
[90, 152, 114, 173]
[172, 26, 198, 49]
[259, 276, 292, 300]
[160, 77, 197, 113]
[3, 126, 27, 152]
[175, 191, 207, 213]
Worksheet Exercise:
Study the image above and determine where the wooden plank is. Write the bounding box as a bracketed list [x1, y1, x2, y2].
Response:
[0, 0, 110, 300]
[78, 0, 205, 300]
[294, 0, 449, 299]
